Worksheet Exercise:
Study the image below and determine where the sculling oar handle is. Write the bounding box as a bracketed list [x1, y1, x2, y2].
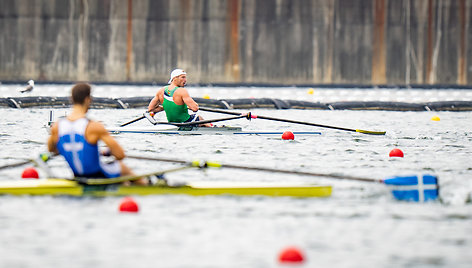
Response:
[199, 107, 386, 135]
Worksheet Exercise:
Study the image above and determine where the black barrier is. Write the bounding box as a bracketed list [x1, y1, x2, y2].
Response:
[0, 97, 471, 111]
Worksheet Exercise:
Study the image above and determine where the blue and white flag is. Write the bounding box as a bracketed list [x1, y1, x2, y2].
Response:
[383, 175, 439, 202]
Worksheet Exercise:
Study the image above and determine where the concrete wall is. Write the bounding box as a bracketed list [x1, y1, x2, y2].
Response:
[0, 0, 471, 85]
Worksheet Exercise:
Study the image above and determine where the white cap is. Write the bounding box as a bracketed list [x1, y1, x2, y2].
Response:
[168, 69, 186, 84]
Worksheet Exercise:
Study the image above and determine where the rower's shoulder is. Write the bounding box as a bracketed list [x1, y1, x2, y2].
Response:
[174, 86, 189, 95]
[86, 119, 108, 133]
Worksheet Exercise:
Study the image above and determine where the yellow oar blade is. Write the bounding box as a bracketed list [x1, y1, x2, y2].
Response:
[355, 129, 386, 135]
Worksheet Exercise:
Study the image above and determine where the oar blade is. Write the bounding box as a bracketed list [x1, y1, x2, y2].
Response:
[355, 129, 386, 135]
[383, 175, 438, 202]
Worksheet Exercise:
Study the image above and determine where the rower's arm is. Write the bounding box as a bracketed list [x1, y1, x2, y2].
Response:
[101, 132, 126, 160]
[148, 89, 164, 113]
[181, 89, 199, 112]
[88, 121, 126, 160]
[151, 105, 164, 113]
[47, 123, 59, 153]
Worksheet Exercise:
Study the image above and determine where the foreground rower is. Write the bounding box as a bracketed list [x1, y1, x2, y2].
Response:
[147, 68, 212, 127]
[48, 83, 148, 185]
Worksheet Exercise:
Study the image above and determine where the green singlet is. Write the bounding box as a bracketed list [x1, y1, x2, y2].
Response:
[162, 86, 191, 122]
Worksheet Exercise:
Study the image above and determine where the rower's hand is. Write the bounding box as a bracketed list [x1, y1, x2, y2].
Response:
[147, 106, 164, 115]
[143, 111, 158, 125]
[101, 148, 112, 157]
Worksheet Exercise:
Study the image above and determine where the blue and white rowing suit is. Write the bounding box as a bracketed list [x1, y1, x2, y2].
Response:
[56, 117, 121, 178]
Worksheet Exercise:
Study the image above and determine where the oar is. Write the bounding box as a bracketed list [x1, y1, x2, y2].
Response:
[74, 165, 195, 185]
[128, 155, 380, 182]
[146, 114, 250, 127]
[121, 105, 165, 127]
[199, 107, 386, 135]
[120, 115, 145, 127]
[127, 155, 439, 202]
[0, 159, 34, 171]
[0, 153, 54, 171]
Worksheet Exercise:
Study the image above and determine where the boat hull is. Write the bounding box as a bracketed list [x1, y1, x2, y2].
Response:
[108, 126, 322, 135]
[0, 179, 331, 198]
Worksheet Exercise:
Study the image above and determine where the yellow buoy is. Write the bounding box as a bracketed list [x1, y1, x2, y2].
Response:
[431, 116, 440, 121]
[307, 88, 314, 95]
[203, 94, 210, 99]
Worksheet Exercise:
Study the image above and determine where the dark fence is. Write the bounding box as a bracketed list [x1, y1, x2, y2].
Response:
[0, 0, 470, 86]
[1, 96, 471, 111]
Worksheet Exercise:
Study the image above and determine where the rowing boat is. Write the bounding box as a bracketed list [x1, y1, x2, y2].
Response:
[0, 179, 332, 197]
[108, 125, 322, 135]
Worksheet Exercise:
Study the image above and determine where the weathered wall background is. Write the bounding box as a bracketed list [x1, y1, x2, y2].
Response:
[0, 0, 471, 85]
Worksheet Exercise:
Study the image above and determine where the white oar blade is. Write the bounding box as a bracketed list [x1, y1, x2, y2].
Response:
[383, 175, 439, 202]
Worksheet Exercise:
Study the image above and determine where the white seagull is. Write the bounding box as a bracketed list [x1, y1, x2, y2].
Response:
[20, 80, 35, 93]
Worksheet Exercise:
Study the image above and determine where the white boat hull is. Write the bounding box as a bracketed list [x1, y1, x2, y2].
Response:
[108, 126, 322, 135]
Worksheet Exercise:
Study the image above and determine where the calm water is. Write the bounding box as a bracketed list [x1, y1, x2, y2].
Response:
[0, 105, 471, 267]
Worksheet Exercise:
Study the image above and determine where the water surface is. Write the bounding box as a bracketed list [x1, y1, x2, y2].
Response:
[0, 105, 471, 267]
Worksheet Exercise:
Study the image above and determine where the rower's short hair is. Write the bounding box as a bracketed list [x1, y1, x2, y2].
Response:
[71, 83, 91, 104]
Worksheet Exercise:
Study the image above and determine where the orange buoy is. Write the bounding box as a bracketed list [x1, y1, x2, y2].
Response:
[278, 246, 305, 263]
[389, 148, 404, 158]
[21, 167, 39, 179]
[119, 197, 139, 213]
[282, 131, 295, 140]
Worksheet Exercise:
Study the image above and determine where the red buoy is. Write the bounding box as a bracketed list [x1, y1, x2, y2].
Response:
[389, 148, 404, 158]
[278, 246, 305, 263]
[119, 197, 139, 213]
[21, 167, 39, 179]
[282, 131, 295, 140]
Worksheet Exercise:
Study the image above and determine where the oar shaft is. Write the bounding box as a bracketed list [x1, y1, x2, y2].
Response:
[0, 153, 55, 171]
[200, 108, 354, 131]
[77, 166, 195, 185]
[0, 159, 32, 171]
[199, 107, 385, 135]
[120, 115, 145, 127]
[218, 163, 380, 183]
[200, 107, 356, 131]
[255, 115, 357, 132]
[128, 155, 189, 164]
[168, 114, 247, 126]
[127, 155, 382, 183]
[199, 107, 238, 115]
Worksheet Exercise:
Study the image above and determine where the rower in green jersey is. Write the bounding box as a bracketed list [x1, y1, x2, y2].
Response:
[148, 69, 211, 127]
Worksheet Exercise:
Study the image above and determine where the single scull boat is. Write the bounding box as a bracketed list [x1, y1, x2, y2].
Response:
[0, 179, 332, 197]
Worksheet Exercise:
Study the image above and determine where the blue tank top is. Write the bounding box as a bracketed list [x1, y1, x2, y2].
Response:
[56, 118, 102, 176]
